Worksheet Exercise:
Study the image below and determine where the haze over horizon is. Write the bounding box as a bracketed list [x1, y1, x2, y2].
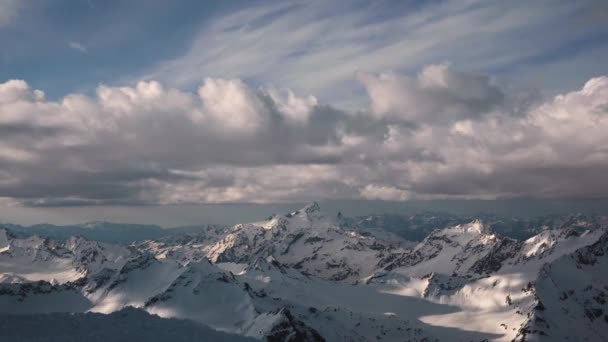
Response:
[1, 198, 608, 228]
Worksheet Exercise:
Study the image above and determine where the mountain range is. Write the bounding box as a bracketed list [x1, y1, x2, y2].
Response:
[1, 203, 607, 341]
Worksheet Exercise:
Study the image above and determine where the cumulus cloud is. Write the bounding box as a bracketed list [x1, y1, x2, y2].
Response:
[0, 64, 607, 206]
[357, 63, 505, 123]
[263, 86, 318, 124]
[196, 78, 268, 133]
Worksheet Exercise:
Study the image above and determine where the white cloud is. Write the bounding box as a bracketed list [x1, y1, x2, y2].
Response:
[264, 86, 317, 124]
[0, 64, 607, 205]
[0, 80, 44, 104]
[357, 64, 504, 123]
[196, 78, 267, 134]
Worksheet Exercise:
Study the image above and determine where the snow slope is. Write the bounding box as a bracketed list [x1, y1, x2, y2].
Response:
[366, 218, 607, 341]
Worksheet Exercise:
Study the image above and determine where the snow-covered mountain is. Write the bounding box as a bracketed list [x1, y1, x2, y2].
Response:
[0, 229, 132, 285]
[138, 202, 407, 282]
[513, 231, 608, 341]
[1, 203, 607, 341]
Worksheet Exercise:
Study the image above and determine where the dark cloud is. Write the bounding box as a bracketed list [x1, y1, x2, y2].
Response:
[0, 122, 70, 138]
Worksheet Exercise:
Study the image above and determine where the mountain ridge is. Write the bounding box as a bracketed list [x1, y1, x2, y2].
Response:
[1, 203, 607, 341]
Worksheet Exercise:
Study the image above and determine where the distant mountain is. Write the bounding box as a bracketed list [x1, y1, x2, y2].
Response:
[3, 211, 603, 246]
[346, 212, 605, 241]
[1, 203, 607, 341]
[0, 221, 214, 244]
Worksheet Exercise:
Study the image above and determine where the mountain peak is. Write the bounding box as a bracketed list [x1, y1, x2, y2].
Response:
[284, 202, 324, 221]
[465, 219, 491, 234]
[0, 227, 15, 238]
[0, 227, 14, 250]
[433, 219, 493, 237]
[303, 201, 320, 214]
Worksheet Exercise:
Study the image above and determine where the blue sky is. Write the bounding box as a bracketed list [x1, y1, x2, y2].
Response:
[0, 0, 230, 97]
[2, 0, 607, 104]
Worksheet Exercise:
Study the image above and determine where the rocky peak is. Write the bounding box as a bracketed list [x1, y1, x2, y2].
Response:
[455, 220, 492, 235]
[247, 255, 287, 274]
[0, 228, 15, 249]
[265, 308, 326, 342]
[65, 236, 97, 250]
[304, 201, 321, 214]
[573, 230, 608, 266]
[425, 220, 494, 244]
[283, 202, 329, 228]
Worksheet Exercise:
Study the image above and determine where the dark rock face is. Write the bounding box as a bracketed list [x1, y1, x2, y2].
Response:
[83, 268, 115, 293]
[574, 232, 608, 266]
[266, 309, 325, 342]
[470, 238, 522, 274]
[422, 273, 475, 298]
[304, 202, 321, 215]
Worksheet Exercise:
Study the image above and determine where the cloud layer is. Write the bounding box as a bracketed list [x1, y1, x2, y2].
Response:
[1, 64, 607, 206]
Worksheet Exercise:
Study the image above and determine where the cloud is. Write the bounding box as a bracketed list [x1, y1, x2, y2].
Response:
[356, 63, 505, 123]
[196, 78, 268, 133]
[0, 64, 607, 206]
[137, 0, 606, 107]
[263, 86, 317, 124]
[68, 41, 88, 53]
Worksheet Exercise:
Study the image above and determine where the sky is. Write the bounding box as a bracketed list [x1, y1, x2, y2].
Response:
[0, 0, 608, 224]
